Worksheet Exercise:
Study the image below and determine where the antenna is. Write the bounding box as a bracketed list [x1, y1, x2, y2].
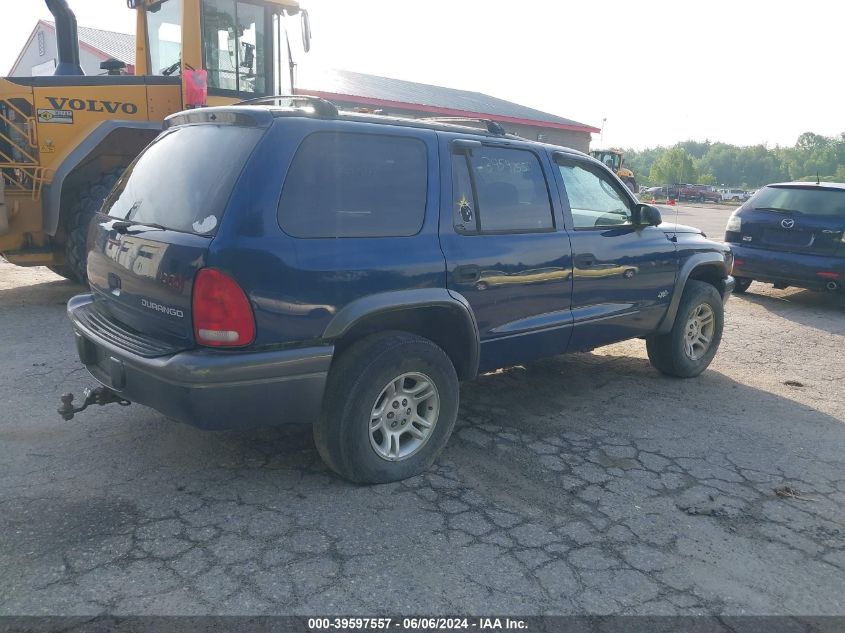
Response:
[816, 171, 821, 185]
[674, 192, 680, 240]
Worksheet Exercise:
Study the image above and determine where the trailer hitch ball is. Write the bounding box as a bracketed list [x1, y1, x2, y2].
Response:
[58, 387, 131, 421]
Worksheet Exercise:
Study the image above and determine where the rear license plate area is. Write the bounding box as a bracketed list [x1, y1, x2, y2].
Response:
[761, 229, 813, 248]
[75, 331, 126, 389]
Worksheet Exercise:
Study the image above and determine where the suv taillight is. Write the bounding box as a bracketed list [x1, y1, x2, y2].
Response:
[192, 268, 255, 347]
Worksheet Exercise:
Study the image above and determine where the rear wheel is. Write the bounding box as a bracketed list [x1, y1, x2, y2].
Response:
[647, 280, 724, 378]
[733, 276, 752, 294]
[314, 332, 460, 484]
[62, 167, 125, 283]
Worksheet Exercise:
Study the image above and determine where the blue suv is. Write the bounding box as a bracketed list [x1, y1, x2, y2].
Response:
[66, 98, 734, 483]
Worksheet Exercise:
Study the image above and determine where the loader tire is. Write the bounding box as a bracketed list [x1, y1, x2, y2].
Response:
[64, 168, 125, 284]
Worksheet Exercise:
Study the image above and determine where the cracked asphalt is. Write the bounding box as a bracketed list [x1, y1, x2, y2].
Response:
[1, 207, 844, 616]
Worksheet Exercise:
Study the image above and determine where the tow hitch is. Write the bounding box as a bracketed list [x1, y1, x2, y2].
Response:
[58, 387, 131, 420]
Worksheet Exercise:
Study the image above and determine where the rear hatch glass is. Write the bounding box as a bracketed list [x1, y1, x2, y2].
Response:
[105, 124, 263, 234]
[87, 123, 264, 347]
[739, 186, 845, 255]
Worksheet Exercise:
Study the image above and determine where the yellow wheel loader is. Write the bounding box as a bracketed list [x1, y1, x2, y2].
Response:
[0, 0, 310, 281]
[589, 149, 637, 194]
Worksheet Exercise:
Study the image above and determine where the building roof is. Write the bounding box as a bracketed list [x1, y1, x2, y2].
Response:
[47, 20, 136, 65]
[9, 20, 135, 74]
[297, 68, 599, 134]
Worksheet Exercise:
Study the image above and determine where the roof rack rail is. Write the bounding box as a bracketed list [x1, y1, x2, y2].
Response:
[234, 94, 339, 118]
[420, 117, 507, 136]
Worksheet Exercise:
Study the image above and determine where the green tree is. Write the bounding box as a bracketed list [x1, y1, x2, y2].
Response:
[622, 146, 663, 186]
[615, 132, 844, 189]
[649, 148, 696, 185]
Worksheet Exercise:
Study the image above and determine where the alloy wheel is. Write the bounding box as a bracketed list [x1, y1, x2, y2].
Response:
[369, 372, 440, 461]
[684, 303, 715, 360]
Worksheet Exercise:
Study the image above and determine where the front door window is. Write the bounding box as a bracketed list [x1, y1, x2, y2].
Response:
[557, 161, 633, 229]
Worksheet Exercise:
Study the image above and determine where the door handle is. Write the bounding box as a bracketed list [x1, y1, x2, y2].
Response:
[574, 254, 596, 268]
[454, 265, 481, 283]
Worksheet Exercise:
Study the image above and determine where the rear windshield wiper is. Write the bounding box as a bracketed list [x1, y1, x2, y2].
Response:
[753, 206, 802, 214]
[111, 220, 169, 234]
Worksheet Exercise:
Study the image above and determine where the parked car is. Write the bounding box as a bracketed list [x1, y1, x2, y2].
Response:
[66, 100, 735, 484]
[719, 188, 750, 202]
[673, 184, 722, 203]
[725, 182, 845, 293]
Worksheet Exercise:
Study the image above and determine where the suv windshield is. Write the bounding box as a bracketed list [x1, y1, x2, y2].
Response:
[751, 186, 845, 218]
[103, 124, 263, 235]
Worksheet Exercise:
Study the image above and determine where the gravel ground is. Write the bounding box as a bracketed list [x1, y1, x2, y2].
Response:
[1, 210, 843, 615]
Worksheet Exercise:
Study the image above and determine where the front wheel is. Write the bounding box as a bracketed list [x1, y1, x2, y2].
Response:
[646, 280, 724, 378]
[314, 332, 460, 484]
[733, 277, 752, 294]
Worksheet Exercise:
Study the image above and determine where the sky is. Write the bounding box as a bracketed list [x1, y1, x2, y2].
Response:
[2, 0, 843, 150]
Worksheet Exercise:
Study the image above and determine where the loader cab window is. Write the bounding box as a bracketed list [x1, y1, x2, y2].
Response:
[595, 152, 621, 172]
[147, 0, 183, 76]
[202, 0, 267, 95]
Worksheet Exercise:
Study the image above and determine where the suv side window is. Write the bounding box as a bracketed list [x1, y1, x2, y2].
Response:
[453, 145, 554, 234]
[556, 159, 633, 229]
[279, 132, 428, 238]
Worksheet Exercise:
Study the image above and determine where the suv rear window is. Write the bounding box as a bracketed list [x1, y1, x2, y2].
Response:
[750, 186, 845, 218]
[278, 132, 427, 238]
[104, 124, 263, 235]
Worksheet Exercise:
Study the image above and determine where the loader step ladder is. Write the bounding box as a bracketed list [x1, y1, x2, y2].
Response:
[0, 97, 47, 201]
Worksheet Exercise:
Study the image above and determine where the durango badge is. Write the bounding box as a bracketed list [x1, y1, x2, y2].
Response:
[140, 298, 184, 318]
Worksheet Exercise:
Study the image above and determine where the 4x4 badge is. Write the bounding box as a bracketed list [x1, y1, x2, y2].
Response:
[781, 218, 795, 229]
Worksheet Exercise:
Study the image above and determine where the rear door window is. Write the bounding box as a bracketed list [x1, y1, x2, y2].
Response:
[278, 132, 427, 238]
[104, 124, 264, 235]
[452, 145, 554, 234]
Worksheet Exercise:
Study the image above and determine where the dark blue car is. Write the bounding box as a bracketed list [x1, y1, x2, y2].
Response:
[726, 182, 845, 294]
[66, 100, 734, 483]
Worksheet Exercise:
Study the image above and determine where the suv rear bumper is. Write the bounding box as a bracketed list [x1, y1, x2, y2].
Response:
[68, 294, 333, 430]
[729, 244, 844, 290]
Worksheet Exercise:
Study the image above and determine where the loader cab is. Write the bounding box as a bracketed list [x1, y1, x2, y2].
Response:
[133, 0, 310, 101]
[590, 150, 623, 173]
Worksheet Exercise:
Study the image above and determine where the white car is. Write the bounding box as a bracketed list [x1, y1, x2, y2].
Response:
[719, 188, 749, 202]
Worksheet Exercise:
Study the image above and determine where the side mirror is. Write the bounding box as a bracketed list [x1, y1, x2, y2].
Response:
[635, 203, 662, 227]
[301, 10, 312, 52]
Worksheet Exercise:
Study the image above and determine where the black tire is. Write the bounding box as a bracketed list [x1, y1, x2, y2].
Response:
[314, 332, 460, 484]
[646, 280, 724, 378]
[63, 167, 125, 283]
[47, 264, 82, 282]
[733, 277, 752, 294]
